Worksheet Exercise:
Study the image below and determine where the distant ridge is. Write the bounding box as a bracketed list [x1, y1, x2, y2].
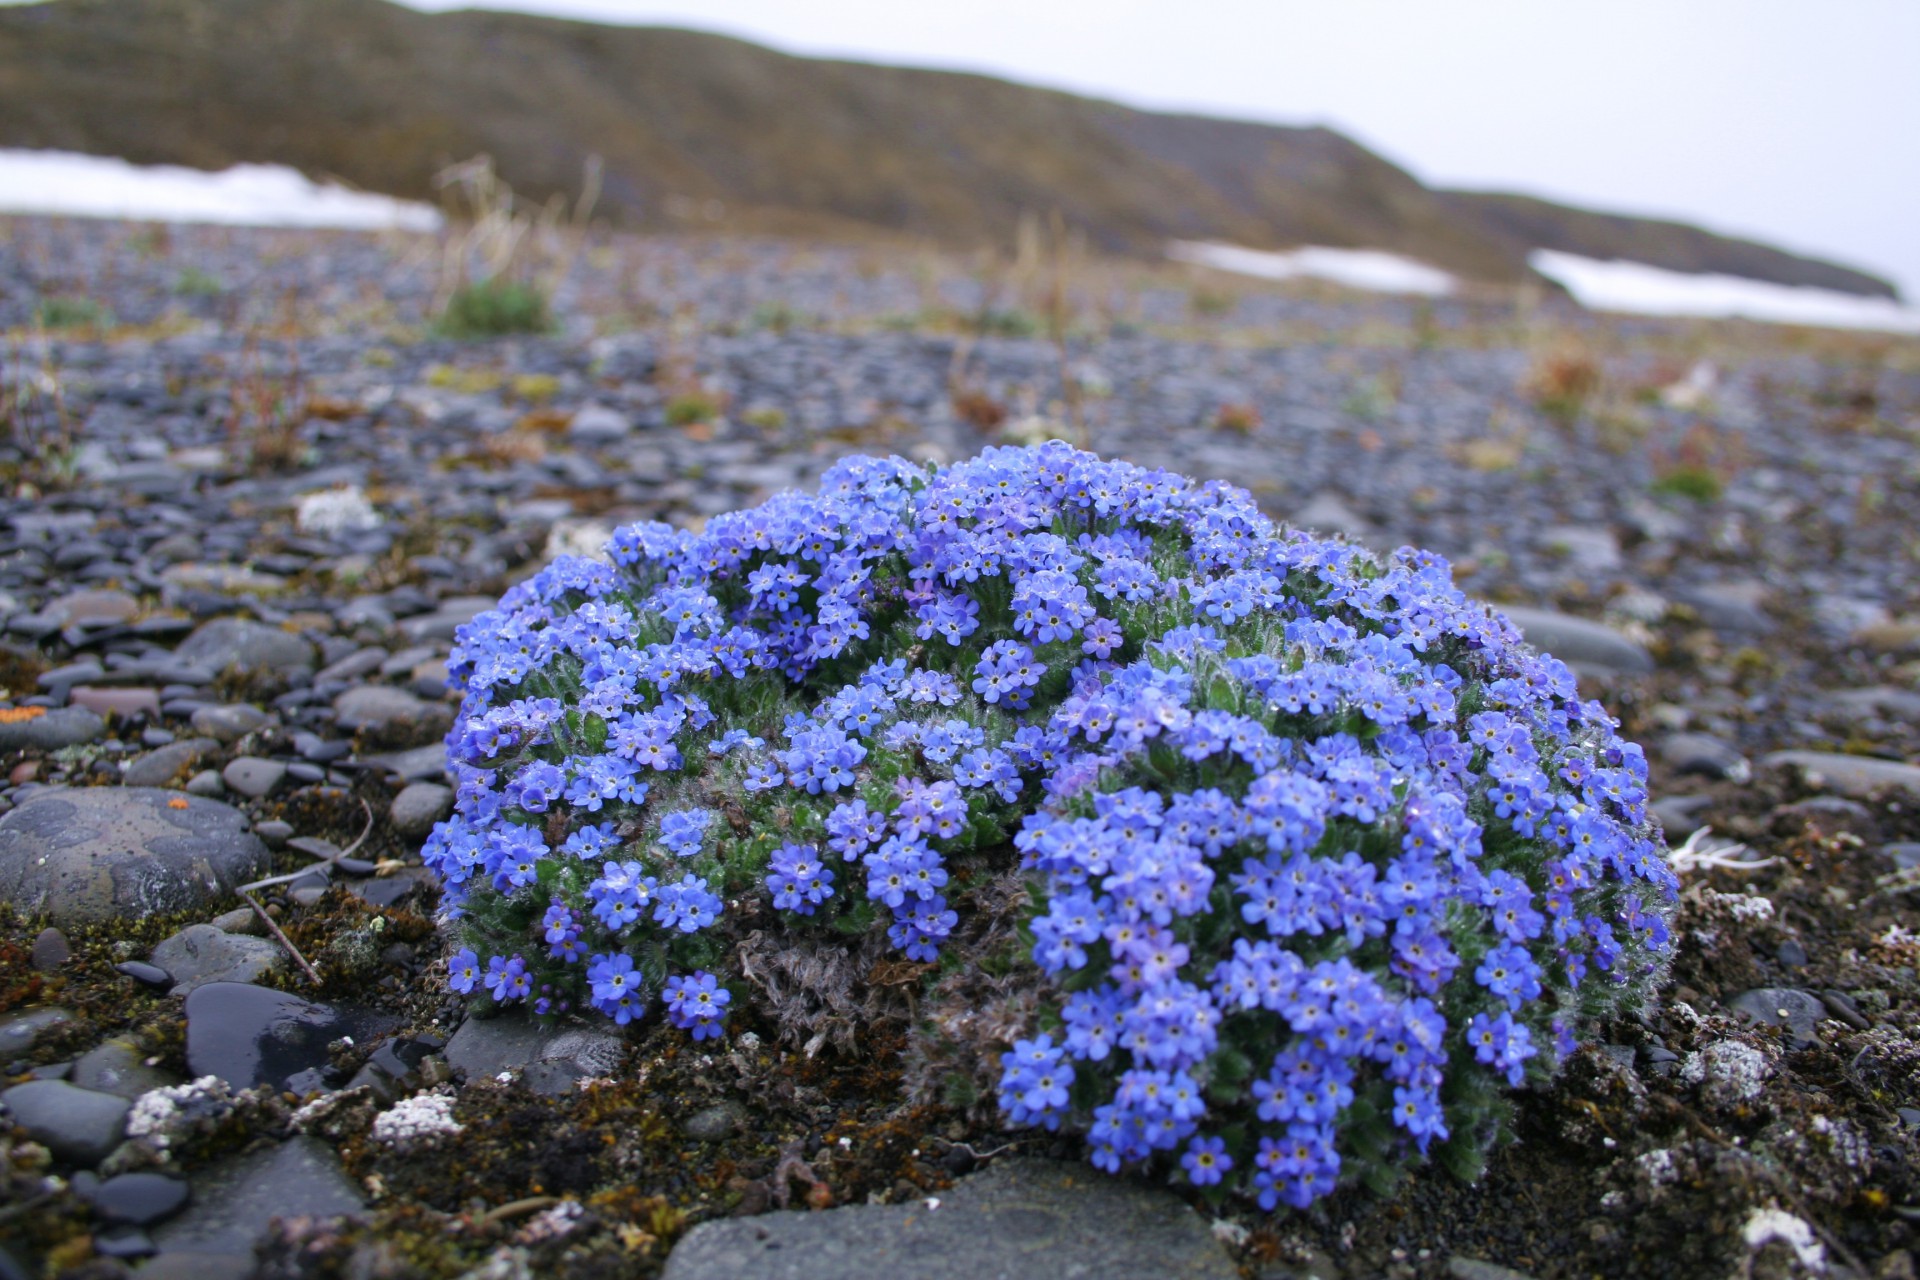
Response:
[0, 0, 1896, 298]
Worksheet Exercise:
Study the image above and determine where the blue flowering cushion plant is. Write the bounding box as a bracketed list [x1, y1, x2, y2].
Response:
[423, 441, 1677, 1211]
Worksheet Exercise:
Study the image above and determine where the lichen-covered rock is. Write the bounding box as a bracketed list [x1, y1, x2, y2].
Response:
[424, 444, 1677, 1211]
[0, 788, 271, 924]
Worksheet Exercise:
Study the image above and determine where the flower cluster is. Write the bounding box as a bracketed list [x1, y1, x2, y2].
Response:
[424, 442, 1675, 1210]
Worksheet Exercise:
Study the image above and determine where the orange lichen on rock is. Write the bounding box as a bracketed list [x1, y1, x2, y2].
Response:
[0, 706, 46, 723]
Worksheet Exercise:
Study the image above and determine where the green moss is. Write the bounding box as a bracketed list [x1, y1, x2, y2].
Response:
[1650, 465, 1723, 501]
[436, 279, 553, 339]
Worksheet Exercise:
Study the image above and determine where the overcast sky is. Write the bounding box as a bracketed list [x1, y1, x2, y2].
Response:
[395, 2, 1917, 295]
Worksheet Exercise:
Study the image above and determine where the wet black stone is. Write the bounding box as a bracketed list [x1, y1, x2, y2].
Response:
[79, 1171, 191, 1227]
[116, 961, 174, 988]
[1776, 938, 1808, 969]
[183, 982, 398, 1091]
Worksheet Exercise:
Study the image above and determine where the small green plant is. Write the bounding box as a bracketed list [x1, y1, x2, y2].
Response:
[977, 309, 1039, 339]
[33, 297, 113, 332]
[1650, 465, 1722, 502]
[435, 278, 553, 339]
[665, 391, 720, 427]
[173, 267, 224, 298]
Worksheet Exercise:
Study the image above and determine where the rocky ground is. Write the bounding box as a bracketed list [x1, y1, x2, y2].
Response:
[0, 214, 1917, 1280]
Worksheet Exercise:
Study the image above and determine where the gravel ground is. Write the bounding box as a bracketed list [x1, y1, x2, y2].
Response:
[0, 214, 1917, 1280]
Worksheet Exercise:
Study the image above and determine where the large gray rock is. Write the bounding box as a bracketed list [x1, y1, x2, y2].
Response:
[1763, 751, 1920, 799]
[0, 1079, 130, 1166]
[1498, 605, 1655, 677]
[152, 1136, 364, 1255]
[173, 619, 313, 677]
[0, 789, 271, 925]
[661, 1158, 1238, 1280]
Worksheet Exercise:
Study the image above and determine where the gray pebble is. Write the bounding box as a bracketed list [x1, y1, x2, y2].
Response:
[122, 738, 220, 788]
[191, 704, 273, 743]
[150, 924, 283, 993]
[388, 781, 453, 836]
[0, 1079, 130, 1166]
[31, 927, 70, 971]
[221, 756, 287, 798]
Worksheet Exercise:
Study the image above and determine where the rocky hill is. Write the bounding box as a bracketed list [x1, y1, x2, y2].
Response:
[0, 0, 1897, 297]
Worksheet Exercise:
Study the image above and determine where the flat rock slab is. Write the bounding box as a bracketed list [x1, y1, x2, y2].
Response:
[152, 1135, 364, 1256]
[661, 1158, 1237, 1280]
[1498, 605, 1654, 677]
[1763, 751, 1920, 799]
[0, 788, 271, 924]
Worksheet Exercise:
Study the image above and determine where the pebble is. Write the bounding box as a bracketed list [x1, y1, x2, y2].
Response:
[1498, 606, 1655, 677]
[69, 686, 162, 719]
[680, 1101, 746, 1141]
[121, 737, 220, 787]
[149, 924, 283, 993]
[74, 1170, 192, 1227]
[388, 781, 453, 836]
[70, 1036, 181, 1100]
[332, 684, 440, 735]
[220, 755, 286, 798]
[190, 704, 274, 742]
[0, 788, 270, 924]
[115, 961, 175, 988]
[0, 1006, 72, 1057]
[208, 906, 267, 935]
[662, 1157, 1238, 1280]
[182, 982, 398, 1091]
[1762, 750, 1920, 799]
[1726, 988, 1829, 1048]
[0, 1079, 130, 1166]
[1448, 1261, 1541, 1280]
[30, 927, 70, 971]
[172, 618, 314, 678]
[1661, 732, 1750, 781]
[0, 705, 105, 750]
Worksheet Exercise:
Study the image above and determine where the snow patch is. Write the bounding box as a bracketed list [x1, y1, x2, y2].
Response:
[1531, 250, 1920, 334]
[0, 149, 442, 231]
[1169, 240, 1455, 297]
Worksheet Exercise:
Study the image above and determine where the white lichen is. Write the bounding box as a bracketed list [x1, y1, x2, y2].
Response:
[1635, 1147, 1679, 1193]
[125, 1076, 231, 1150]
[370, 1091, 464, 1146]
[295, 484, 382, 536]
[1741, 1208, 1826, 1272]
[1680, 1040, 1771, 1107]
